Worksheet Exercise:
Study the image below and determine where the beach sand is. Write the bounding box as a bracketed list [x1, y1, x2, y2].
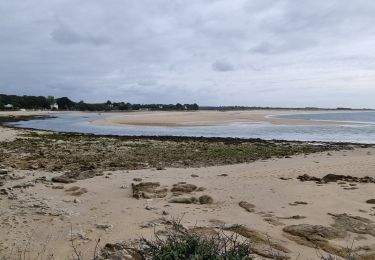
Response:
[0, 124, 374, 259]
[91, 110, 348, 127]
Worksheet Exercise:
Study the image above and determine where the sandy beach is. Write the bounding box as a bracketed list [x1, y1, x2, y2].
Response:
[91, 110, 351, 127]
[0, 117, 374, 259]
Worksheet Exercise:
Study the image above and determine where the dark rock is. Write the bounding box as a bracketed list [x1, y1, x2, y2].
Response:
[171, 183, 197, 193]
[297, 174, 375, 184]
[239, 201, 255, 212]
[132, 182, 167, 199]
[199, 195, 214, 204]
[51, 176, 75, 183]
[169, 197, 198, 204]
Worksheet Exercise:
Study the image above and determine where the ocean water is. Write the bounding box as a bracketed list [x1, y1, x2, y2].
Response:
[6, 111, 375, 144]
[274, 111, 375, 124]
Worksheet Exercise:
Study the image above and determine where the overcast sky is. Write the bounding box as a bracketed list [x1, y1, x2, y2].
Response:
[1, 0, 375, 108]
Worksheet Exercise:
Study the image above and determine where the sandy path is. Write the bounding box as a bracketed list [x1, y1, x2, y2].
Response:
[91, 110, 353, 127]
[1, 142, 374, 259]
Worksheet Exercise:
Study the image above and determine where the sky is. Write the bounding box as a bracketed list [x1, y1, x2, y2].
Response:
[1, 0, 375, 108]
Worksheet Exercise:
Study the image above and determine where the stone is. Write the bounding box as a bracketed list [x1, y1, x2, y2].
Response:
[95, 223, 113, 232]
[132, 182, 167, 199]
[199, 195, 214, 204]
[51, 176, 75, 183]
[171, 183, 197, 193]
[239, 201, 255, 212]
[169, 197, 198, 204]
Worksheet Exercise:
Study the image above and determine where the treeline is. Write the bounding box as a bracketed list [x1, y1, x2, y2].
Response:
[0, 94, 50, 109]
[0, 94, 199, 111]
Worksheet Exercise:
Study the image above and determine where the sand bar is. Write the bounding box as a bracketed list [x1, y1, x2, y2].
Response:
[91, 110, 356, 127]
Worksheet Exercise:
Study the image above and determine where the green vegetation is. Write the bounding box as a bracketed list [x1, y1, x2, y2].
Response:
[0, 131, 351, 174]
[0, 94, 49, 109]
[139, 222, 253, 260]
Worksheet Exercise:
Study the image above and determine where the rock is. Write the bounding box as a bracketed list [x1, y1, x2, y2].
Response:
[263, 217, 284, 226]
[169, 197, 198, 204]
[329, 213, 375, 236]
[297, 174, 320, 182]
[52, 185, 64, 189]
[289, 201, 308, 206]
[280, 215, 306, 220]
[73, 198, 80, 204]
[282, 223, 348, 257]
[65, 186, 80, 192]
[225, 225, 290, 259]
[366, 199, 375, 204]
[199, 195, 213, 204]
[171, 183, 197, 193]
[65, 186, 88, 196]
[132, 182, 168, 199]
[321, 174, 347, 183]
[51, 176, 75, 183]
[283, 224, 345, 240]
[0, 189, 9, 195]
[67, 228, 88, 241]
[71, 188, 88, 196]
[239, 201, 255, 212]
[95, 223, 113, 232]
[0, 169, 8, 175]
[297, 174, 375, 184]
[133, 178, 142, 182]
[218, 174, 228, 177]
[191, 174, 199, 178]
[13, 181, 35, 189]
[99, 242, 140, 260]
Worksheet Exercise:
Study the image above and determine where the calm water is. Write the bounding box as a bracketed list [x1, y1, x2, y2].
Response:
[274, 111, 375, 124]
[6, 111, 375, 144]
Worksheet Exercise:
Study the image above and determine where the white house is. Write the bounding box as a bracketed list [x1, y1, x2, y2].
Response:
[50, 103, 59, 110]
[4, 104, 13, 109]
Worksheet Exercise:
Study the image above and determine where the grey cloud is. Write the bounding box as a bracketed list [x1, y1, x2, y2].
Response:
[212, 60, 235, 72]
[51, 23, 110, 46]
[1, 0, 375, 107]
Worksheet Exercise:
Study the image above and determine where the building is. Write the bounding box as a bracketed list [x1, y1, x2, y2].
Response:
[4, 104, 13, 109]
[50, 103, 59, 110]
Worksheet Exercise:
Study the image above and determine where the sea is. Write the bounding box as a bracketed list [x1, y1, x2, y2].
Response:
[6, 111, 375, 144]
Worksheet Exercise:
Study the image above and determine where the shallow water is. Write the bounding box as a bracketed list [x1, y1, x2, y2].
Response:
[7, 111, 375, 144]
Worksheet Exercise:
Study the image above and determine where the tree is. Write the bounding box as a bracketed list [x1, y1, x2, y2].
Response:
[47, 96, 55, 106]
[56, 97, 75, 110]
